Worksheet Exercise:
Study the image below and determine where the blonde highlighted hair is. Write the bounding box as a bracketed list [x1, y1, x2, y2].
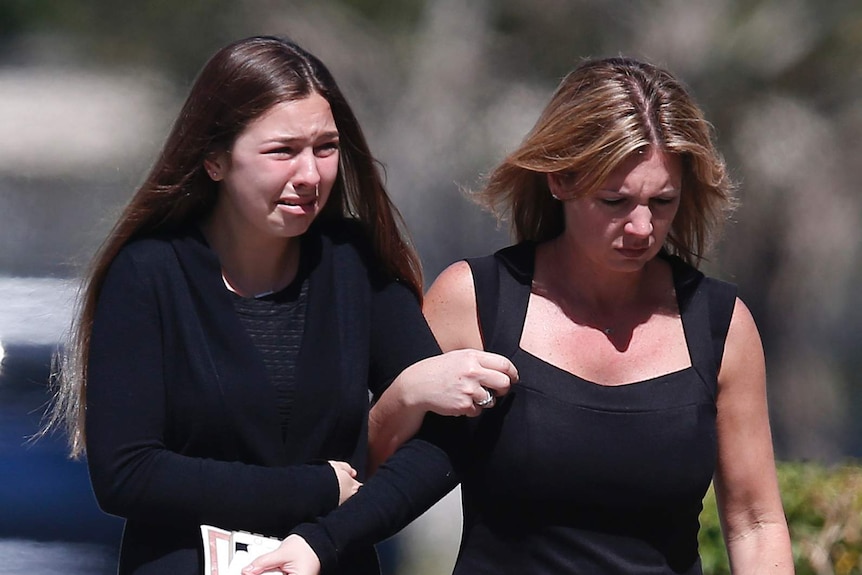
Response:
[476, 57, 736, 264]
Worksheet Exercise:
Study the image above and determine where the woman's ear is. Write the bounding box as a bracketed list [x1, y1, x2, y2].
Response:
[547, 172, 573, 200]
[203, 153, 227, 182]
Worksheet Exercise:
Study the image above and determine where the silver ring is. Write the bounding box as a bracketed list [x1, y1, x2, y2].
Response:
[474, 388, 495, 408]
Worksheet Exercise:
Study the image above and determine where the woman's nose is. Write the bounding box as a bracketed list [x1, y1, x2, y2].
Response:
[293, 149, 321, 188]
[625, 206, 654, 237]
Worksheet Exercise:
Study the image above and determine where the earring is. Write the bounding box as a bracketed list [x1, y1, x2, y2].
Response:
[551, 192, 562, 201]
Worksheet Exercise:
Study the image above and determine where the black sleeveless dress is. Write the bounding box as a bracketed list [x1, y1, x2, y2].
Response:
[452, 242, 737, 574]
[290, 242, 738, 575]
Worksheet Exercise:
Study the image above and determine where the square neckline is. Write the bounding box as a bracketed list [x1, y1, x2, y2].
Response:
[516, 346, 694, 389]
[510, 249, 695, 389]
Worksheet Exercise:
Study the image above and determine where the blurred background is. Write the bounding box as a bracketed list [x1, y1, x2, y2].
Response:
[1, 1, 860, 574]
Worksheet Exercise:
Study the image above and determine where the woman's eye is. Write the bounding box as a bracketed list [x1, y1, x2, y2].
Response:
[600, 197, 625, 205]
[315, 142, 340, 156]
[652, 197, 677, 205]
[267, 147, 295, 156]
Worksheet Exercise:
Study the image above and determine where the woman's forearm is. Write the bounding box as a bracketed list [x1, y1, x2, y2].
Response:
[725, 519, 794, 574]
[367, 374, 427, 473]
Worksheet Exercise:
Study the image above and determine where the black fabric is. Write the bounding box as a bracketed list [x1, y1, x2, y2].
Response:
[231, 265, 309, 441]
[293, 242, 737, 575]
[473, 241, 534, 358]
[85, 220, 441, 575]
[453, 244, 736, 574]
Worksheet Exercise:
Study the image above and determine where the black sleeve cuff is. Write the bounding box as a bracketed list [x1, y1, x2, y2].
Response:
[290, 523, 339, 575]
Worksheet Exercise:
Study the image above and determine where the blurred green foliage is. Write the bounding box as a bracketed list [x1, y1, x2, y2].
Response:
[699, 461, 862, 575]
[0, 0, 241, 78]
[0, 0, 424, 79]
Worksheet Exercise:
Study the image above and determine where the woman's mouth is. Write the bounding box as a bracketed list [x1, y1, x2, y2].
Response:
[276, 196, 317, 214]
[616, 246, 650, 258]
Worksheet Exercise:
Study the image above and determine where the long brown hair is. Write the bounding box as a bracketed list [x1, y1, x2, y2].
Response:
[476, 57, 736, 263]
[46, 36, 421, 457]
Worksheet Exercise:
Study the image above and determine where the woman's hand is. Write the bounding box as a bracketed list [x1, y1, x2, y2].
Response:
[241, 534, 320, 575]
[368, 348, 518, 471]
[397, 349, 518, 417]
[327, 461, 361, 505]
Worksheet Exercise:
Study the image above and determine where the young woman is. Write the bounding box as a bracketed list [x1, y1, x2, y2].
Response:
[245, 57, 793, 575]
[44, 36, 516, 575]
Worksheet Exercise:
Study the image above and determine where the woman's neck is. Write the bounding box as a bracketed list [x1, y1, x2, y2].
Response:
[201, 219, 301, 298]
[531, 236, 678, 340]
[540, 236, 653, 310]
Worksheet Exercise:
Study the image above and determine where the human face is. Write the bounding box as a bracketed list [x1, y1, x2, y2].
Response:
[550, 148, 682, 273]
[206, 93, 340, 243]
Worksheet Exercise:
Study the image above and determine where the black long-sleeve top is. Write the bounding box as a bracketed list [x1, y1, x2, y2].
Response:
[84, 221, 440, 575]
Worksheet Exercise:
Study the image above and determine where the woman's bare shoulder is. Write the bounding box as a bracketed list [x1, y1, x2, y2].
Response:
[423, 260, 483, 351]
